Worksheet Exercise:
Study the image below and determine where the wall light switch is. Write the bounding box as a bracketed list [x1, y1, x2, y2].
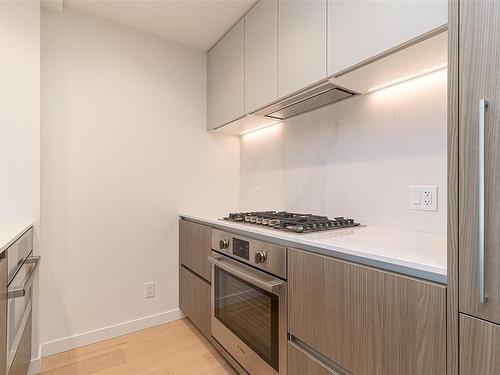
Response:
[411, 190, 421, 206]
[409, 185, 437, 211]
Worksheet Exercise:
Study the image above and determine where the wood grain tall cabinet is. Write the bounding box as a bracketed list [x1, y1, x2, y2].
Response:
[449, 1, 500, 374]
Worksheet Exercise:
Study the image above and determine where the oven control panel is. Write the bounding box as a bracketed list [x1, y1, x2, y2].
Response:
[254, 251, 267, 264]
[211, 228, 287, 279]
[233, 238, 250, 260]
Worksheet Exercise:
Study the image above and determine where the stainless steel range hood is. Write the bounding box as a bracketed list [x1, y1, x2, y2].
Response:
[253, 80, 359, 120]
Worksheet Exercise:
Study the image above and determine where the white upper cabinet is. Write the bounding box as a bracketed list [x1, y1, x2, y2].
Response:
[278, 0, 327, 98]
[208, 19, 245, 130]
[328, 0, 448, 76]
[208, 0, 448, 133]
[245, 0, 278, 112]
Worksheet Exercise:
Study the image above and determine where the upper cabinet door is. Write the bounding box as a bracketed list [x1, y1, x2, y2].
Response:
[328, 0, 447, 75]
[278, 0, 327, 98]
[208, 19, 245, 130]
[459, 0, 500, 325]
[245, 0, 278, 112]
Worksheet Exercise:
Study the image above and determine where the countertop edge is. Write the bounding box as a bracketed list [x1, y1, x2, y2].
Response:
[180, 215, 447, 285]
[0, 223, 33, 255]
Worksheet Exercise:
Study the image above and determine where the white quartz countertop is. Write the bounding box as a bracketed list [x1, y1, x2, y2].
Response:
[0, 222, 33, 254]
[180, 214, 447, 284]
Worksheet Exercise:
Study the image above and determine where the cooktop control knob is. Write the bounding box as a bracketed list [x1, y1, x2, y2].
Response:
[220, 239, 229, 249]
[255, 251, 267, 264]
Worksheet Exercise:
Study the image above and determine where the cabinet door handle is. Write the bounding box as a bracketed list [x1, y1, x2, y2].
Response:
[479, 99, 488, 304]
[208, 255, 284, 294]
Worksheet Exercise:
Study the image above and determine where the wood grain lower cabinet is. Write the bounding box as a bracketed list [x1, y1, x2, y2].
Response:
[179, 265, 211, 339]
[460, 314, 500, 375]
[179, 220, 212, 282]
[288, 248, 446, 375]
[288, 342, 338, 375]
[0, 258, 6, 375]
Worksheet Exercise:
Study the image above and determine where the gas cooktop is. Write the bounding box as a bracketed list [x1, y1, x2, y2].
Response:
[223, 211, 360, 234]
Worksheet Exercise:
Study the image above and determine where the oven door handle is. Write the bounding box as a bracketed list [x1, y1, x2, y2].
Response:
[208, 255, 285, 294]
[8, 256, 40, 299]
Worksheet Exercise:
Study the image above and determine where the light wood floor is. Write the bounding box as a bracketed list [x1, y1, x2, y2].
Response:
[39, 319, 236, 375]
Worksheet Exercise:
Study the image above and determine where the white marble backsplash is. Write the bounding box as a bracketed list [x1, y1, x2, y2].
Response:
[240, 70, 447, 234]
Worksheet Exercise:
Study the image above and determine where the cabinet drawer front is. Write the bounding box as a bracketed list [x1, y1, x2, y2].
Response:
[7, 227, 33, 283]
[460, 314, 500, 375]
[179, 220, 212, 282]
[288, 248, 446, 375]
[288, 341, 342, 375]
[8, 312, 31, 375]
[179, 265, 211, 339]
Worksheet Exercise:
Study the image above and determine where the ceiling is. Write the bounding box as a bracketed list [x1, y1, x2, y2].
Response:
[63, 0, 256, 51]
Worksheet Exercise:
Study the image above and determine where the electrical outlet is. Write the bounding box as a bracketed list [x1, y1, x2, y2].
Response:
[144, 282, 155, 299]
[409, 185, 437, 211]
[423, 190, 433, 208]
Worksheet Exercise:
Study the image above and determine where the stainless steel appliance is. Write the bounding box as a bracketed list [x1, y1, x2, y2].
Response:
[250, 30, 447, 122]
[209, 229, 287, 375]
[6, 227, 39, 375]
[224, 211, 360, 233]
[253, 79, 358, 120]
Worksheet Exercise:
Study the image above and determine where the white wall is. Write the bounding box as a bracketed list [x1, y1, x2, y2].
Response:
[40, 8, 239, 355]
[0, 0, 40, 225]
[0, 2, 41, 368]
[240, 70, 447, 234]
[39, 1, 446, 361]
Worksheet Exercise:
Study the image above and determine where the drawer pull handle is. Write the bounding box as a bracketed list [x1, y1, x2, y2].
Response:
[208, 255, 284, 294]
[8, 256, 40, 299]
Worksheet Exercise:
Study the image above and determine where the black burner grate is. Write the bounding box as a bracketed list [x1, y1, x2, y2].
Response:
[224, 211, 360, 233]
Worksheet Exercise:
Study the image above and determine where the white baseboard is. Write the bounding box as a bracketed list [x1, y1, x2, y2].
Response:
[28, 357, 42, 375]
[40, 308, 184, 358]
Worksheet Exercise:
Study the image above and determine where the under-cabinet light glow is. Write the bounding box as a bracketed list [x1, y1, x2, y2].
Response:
[369, 68, 446, 102]
[368, 63, 448, 93]
[240, 122, 281, 136]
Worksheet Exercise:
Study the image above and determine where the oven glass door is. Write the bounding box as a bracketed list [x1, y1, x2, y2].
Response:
[214, 266, 280, 371]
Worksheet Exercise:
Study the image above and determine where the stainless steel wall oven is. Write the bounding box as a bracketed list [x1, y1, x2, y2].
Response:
[210, 229, 287, 375]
